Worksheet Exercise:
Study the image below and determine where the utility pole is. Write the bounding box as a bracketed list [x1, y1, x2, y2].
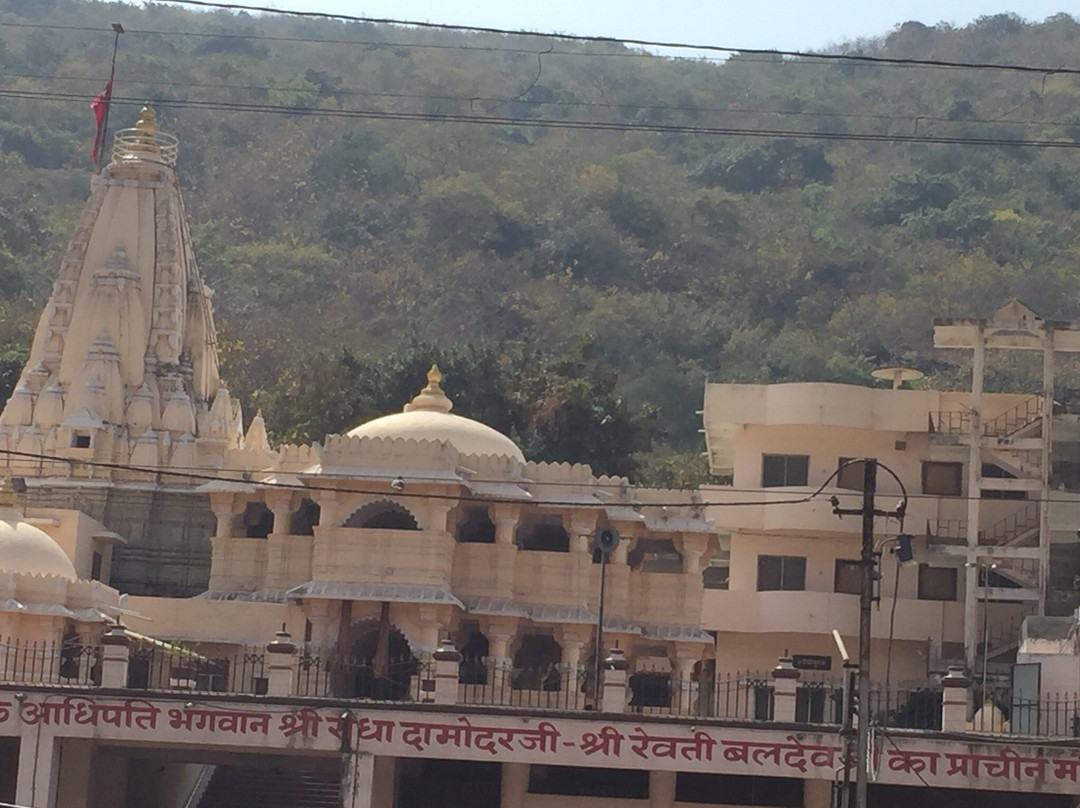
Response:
[855, 460, 875, 808]
[831, 458, 907, 808]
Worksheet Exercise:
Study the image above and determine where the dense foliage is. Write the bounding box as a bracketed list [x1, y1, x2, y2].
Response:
[2, 2, 1080, 480]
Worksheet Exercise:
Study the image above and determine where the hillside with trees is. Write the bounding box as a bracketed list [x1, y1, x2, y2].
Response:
[2, 1, 1080, 481]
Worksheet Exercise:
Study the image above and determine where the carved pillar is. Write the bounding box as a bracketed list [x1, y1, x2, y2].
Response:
[493, 507, 519, 545]
[266, 491, 293, 535]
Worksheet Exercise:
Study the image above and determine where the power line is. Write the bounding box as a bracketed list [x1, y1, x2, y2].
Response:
[3, 87, 1079, 151]
[5, 8, 1079, 77]
[164, 0, 1080, 77]
[3, 69, 1074, 133]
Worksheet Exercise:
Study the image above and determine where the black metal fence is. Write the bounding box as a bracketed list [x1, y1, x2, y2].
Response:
[458, 659, 592, 710]
[295, 653, 434, 702]
[0, 637, 101, 687]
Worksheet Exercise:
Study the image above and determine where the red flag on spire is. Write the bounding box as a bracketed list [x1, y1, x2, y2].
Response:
[90, 79, 113, 164]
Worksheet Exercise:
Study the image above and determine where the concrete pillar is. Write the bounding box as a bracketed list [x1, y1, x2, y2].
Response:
[500, 762, 529, 808]
[803, 778, 833, 808]
[941, 666, 971, 732]
[99, 625, 130, 689]
[493, 506, 518, 545]
[16, 728, 59, 808]
[672, 657, 700, 716]
[601, 648, 629, 713]
[265, 627, 296, 697]
[212, 507, 233, 539]
[771, 656, 800, 723]
[341, 751, 375, 808]
[432, 639, 461, 705]
[54, 739, 92, 808]
[372, 757, 396, 808]
[649, 770, 676, 808]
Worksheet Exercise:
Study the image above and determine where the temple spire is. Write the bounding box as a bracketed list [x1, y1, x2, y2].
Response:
[0, 108, 241, 477]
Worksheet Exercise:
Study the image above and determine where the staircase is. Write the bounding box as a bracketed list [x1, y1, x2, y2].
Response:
[978, 503, 1040, 548]
[981, 396, 1043, 439]
[198, 765, 340, 808]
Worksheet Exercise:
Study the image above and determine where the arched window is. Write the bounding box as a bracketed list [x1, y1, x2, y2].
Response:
[512, 634, 562, 691]
[289, 498, 321, 535]
[627, 538, 683, 573]
[242, 502, 274, 538]
[456, 506, 495, 543]
[349, 623, 418, 700]
[516, 515, 570, 552]
[344, 500, 420, 530]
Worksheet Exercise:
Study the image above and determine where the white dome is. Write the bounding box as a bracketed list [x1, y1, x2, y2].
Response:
[346, 366, 525, 463]
[0, 508, 77, 580]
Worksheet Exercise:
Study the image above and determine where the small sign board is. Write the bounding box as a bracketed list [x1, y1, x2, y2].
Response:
[792, 654, 832, 671]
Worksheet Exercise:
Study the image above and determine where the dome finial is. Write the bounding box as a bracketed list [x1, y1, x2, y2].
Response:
[403, 364, 452, 414]
[423, 364, 444, 395]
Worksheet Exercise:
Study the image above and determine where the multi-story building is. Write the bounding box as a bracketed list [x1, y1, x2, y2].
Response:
[0, 110, 1078, 808]
[701, 301, 1080, 688]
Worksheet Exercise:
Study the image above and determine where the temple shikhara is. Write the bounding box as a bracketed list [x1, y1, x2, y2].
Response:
[1, 111, 1079, 808]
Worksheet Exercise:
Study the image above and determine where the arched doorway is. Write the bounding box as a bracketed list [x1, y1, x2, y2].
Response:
[348, 617, 418, 700]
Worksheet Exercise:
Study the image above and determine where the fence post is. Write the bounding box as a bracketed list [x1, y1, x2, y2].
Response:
[100, 625, 131, 689]
[941, 666, 971, 732]
[601, 648, 629, 713]
[771, 657, 800, 722]
[265, 626, 296, 697]
[432, 638, 462, 705]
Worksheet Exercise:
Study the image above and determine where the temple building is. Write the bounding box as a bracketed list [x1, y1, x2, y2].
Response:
[0, 111, 1078, 808]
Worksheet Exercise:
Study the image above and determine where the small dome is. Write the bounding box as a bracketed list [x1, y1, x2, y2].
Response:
[347, 366, 525, 463]
[0, 507, 77, 580]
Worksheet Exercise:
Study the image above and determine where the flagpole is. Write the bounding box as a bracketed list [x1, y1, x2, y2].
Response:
[96, 23, 124, 173]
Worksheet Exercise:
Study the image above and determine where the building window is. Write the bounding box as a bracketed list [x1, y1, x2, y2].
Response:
[833, 559, 862, 595]
[289, 498, 321, 535]
[91, 551, 103, 582]
[837, 458, 871, 491]
[242, 502, 273, 539]
[703, 564, 730, 589]
[762, 455, 809, 487]
[922, 462, 962, 496]
[516, 515, 570, 552]
[917, 564, 958, 601]
[757, 555, 806, 591]
[628, 537, 683, 573]
[71, 432, 91, 449]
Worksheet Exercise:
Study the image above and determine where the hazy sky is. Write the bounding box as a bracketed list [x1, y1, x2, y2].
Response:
[230, 1, 1074, 53]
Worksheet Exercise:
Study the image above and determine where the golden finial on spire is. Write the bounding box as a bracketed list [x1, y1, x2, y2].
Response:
[423, 364, 444, 395]
[135, 104, 158, 136]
